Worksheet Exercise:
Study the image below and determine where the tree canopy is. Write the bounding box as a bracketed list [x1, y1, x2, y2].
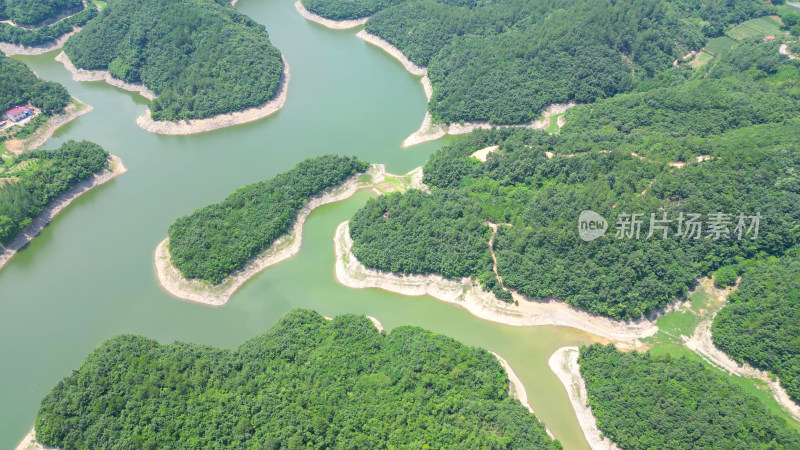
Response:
[0, 0, 83, 27]
[579, 344, 800, 449]
[712, 253, 800, 403]
[349, 41, 800, 319]
[0, 53, 70, 114]
[63, 0, 284, 121]
[0, 4, 95, 46]
[302, 0, 769, 124]
[36, 309, 560, 449]
[0, 140, 109, 246]
[168, 155, 369, 284]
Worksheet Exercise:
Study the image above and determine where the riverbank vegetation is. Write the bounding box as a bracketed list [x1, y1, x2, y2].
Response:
[712, 254, 800, 403]
[168, 155, 368, 284]
[62, 0, 284, 121]
[0, 140, 108, 245]
[303, 0, 769, 124]
[35, 309, 559, 448]
[0, 5, 94, 46]
[349, 41, 800, 319]
[579, 344, 800, 448]
[0, 0, 83, 27]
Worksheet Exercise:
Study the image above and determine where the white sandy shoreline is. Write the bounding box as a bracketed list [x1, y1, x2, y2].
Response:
[0, 28, 79, 56]
[294, 0, 367, 29]
[14, 427, 52, 450]
[155, 164, 424, 306]
[334, 220, 671, 342]
[549, 347, 619, 450]
[0, 155, 126, 271]
[57, 51, 291, 135]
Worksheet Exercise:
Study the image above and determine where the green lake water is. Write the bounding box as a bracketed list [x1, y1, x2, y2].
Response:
[1, 1, 618, 448]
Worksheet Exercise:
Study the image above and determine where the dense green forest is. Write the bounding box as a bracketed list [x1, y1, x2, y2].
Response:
[0, 140, 108, 245]
[579, 344, 800, 449]
[712, 254, 800, 403]
[0, 53, 70, 114]
[35, 309, 560, 448]
[349, 41, 800, 319]
[63, 0, 284, 121]
[169, 155, 368, 284]
[0, 5, 95, 46]
[302, 0, 768, 124]
[0, 0, 83, 26]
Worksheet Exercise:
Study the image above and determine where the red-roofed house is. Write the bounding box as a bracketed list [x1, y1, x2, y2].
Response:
[764, 35, 776, 42]
[6, 106, 33, 122]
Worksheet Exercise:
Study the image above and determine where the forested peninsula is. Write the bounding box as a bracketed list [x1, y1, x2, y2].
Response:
[33, 309, 558, 448]
[0, 53, 90, 154]
[578, 344, 800, 449]
[348, 40, 800, 320]
[61, 0, 287, 130]
[301, 0, 768, 129]
[158, 155, 369, 303]
[0, 140, 125, 270]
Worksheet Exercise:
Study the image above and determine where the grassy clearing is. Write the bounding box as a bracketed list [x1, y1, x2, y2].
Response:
[91, 0, 106, 10]
[727, 16, 784, 41]
[704, 36, 737, 55]
[545, 113, 563, 133]
[689, 52, 713, 68]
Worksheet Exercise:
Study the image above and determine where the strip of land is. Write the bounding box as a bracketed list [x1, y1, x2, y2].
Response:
[334, 220, 672, 342]
[682, 279, 800, 422]
[491, 351, 556, 439]
[56, 51, 156, 100]
[3, 98, 92, 155]
[548, 347, 619, 450]
[14, 427, 49, 450]
[294, 0, 367, 29]
[0, 155, 126, 271]
[353, 29, 575, 147]
[57, 51, 291, 135]
[0, 28, 79, 56]
[155, 164, 424, 306]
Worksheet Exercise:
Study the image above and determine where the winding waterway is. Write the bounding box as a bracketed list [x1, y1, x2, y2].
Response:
[1, 0, 601, 448]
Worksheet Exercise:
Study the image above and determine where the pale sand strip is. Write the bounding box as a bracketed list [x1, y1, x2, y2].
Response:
[4, 98, 92, 155]
[56, 51, 156, 100]
[14, 428, 54, 450]
[295, 0, 367, 29]
[156, 164, 430, 306]
[549, 347, 619, 450]
[334, 220, 662, 341]
[403, 102, 576, 147]
[683, 279, 800, 422]
[356, 30, 425, 76]
[136, 56, 290, 135]
[0, 155, 126, 271]
[491, 351, 556, 439]
[0, 28, 79, 56]
[366, 315, 384, 332]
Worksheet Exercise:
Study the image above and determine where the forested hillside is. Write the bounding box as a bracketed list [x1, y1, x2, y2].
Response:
[35, 309, 560, 448]
[349, 41, 800, 319]
[302, 0, 768, 124]
[712, 254, 800, 403]
[0, 0, 84, 26]
[168, 155, 368, 284]
[0, 140, 108, 245]
[0, 4, 95, 46]
[0, 53, 70, 114]
[579, 344, 800, 449]
[63, 0, 284, 121]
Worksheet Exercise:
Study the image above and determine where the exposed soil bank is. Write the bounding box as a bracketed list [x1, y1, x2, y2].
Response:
[0, 155, 126, 271]
[56, 51, 156, 100]
[14, 428, 52, 450]
[155, 164, 425, 306]
[0, 29, 79, 56]
[334, 220, 668, 342]
[295, 0, 367, 29]
[549, 347, 619, 450]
